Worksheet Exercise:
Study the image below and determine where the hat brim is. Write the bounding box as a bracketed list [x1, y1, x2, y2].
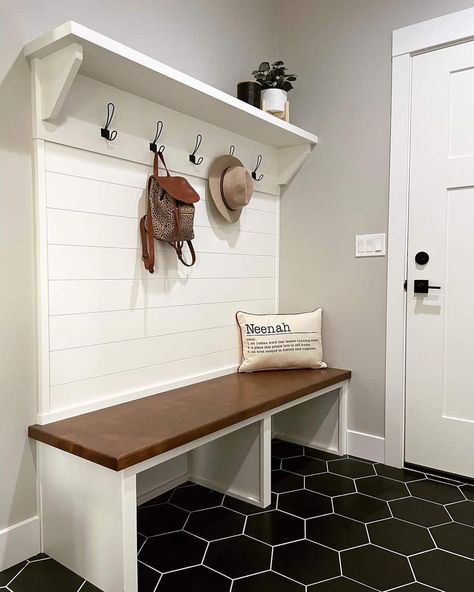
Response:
[208, 155, 247, 223]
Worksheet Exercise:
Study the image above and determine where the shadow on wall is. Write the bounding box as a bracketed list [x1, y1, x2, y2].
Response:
[0, 51, 38, 553]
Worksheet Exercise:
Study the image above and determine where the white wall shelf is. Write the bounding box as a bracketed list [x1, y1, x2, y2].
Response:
[24, 21, 318, 152]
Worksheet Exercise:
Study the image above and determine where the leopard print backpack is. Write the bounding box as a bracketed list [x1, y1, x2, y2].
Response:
[140, 151, 200, 273]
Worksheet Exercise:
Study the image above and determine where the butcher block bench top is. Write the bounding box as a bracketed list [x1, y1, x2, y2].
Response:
[28, 368, 351, 471]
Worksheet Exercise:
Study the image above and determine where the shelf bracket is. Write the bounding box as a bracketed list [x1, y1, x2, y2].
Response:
[34, 42, 83, 122]
[278, 144, 313, 186]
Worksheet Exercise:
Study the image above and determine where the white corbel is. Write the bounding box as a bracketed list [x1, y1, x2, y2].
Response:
[278, 144, 313, 186]
[32, 42, 83, 122]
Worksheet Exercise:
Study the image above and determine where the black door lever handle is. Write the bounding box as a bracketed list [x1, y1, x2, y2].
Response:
[414, 280, 441, 294]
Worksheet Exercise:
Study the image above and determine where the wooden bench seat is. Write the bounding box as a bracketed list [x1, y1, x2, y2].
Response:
[29, 367, 351, 471]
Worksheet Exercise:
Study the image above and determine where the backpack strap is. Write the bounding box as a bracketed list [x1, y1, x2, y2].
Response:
[172, 241, 196, 267]
[140, 178, 156, 273]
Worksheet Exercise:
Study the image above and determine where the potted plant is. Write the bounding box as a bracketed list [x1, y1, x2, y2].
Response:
[252, 61, 297, 114]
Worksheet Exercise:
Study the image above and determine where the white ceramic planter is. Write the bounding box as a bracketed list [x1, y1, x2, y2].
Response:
[262, 88, 287, 113]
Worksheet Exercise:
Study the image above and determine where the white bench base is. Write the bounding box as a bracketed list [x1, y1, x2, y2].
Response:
[38, 380, 348, 592]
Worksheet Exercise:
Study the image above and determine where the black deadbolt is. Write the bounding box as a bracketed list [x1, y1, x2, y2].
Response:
[415, 251, 430, 265]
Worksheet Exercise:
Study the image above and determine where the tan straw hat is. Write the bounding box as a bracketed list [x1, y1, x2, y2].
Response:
[208, 155, 255, 222]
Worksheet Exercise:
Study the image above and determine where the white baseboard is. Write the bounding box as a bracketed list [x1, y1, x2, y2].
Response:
[191, 475, 265, 508]
[0, 516, 40, 571]
[272, 432, 340, 456]
[347, 430, 385, 463]
[137, 474, 189, 506]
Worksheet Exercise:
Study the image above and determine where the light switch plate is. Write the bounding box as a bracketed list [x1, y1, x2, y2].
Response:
[355, 233, 386, 257]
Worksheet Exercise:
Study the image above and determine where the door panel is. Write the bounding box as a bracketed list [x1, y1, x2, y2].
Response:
[406, 41, 474, 478]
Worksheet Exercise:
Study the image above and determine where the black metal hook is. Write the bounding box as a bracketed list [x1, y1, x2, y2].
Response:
[229, 145, 235, 156]
[158, 144, 166, 154]
[100, 102, 117, 141]
[189, 134, 204, 165]
[149, 121, 164, 153]
[251, 154, 264, 181]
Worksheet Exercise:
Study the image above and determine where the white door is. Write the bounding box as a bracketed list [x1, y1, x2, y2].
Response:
[406, 40, 474, 478]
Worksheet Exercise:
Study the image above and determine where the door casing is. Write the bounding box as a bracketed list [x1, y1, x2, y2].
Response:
[386, 7, 474, 468]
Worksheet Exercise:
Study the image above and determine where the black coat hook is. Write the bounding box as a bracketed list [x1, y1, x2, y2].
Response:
[149, 121, 164, 153]
[251, 154, 264, 181]
[158, 144, 166, 154]
[101, 102, 117, 141]
[189, 134, 204, 165]
[229, 145, 235, 156]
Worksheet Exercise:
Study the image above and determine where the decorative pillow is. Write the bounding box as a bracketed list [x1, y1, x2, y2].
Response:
[236, 309, 327, 373]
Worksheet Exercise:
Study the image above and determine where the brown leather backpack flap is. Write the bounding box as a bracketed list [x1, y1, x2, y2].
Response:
[156, 176, 200, 204]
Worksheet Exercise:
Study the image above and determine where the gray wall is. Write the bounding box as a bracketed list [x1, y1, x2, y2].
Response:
[278, 0, 474, 440]
[0, 0, 278, 535]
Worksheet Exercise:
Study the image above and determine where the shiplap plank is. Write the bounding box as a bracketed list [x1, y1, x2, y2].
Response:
[47, 209, 276, 255]
[49, 299, 276, 350]
[49, 349, 240, 413]
[49, 277, 276, 315]
[48, 245, 275, 280]
[45, 142, 149, 187]
[46, 171, 278, 218]
[50, 325, 238, 385]
[46, 172, 145, 218]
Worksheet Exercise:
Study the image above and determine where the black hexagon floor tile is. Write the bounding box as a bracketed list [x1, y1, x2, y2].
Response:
[431, 521, 474, 559]
[334, 493, 390, 522]
[307, 513, 368, 550]
[271, 456, 281, 470]
[0, 561, 27, 587]
[271, 469, 304, 493]
[341, 544, 414, 590]
[411, 548, 474, 592]
[185, 506, 245, 540]
[271, 440, 304, 458]
[245, 509, 304, 545]
[170, 483, 223, 511]
[137, 503, 188, 536]
[137, 532, 146, 551]
[157, 565, 231, 592]
[279, 489, 332, 518]
[461, 483, 474, 500]
[306, 472, 356, 496]
[138, 561, 161, 592]
[305, 447, 343, 461]
[232, 570, 304, 592]
[308, 577, 375, 591]
[390, 496, 451, 527]
[368, 518, 434, 555]
[140, 490, 172, 507]
[223, 493, 276, 515]
[273, 539, 340, 585]
[356, 475, 409, 500]
[204, 535, 271, 579]
[80, 582, 101, 592]
[328, 459, 375, 478]
[446, 500, 474, 526]
[282, 455, 326, 475]
[138, 531, 206, 573]
[374, 464, 425, 482]
[386, 585, 436, 591]
[9, 557, 84, 592]
[408, 478, 465, 504]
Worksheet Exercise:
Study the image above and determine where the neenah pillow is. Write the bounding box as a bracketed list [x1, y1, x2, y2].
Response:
[236, 309, 327, 373]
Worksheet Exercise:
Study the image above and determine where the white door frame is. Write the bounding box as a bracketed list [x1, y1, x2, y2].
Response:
[385, 7, 474, 468]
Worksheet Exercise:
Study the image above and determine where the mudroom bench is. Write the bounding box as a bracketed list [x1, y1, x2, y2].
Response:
[28, 367, 350, 592]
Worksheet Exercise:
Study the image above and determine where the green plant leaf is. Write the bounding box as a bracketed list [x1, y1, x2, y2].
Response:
[259, 61, 270, 71]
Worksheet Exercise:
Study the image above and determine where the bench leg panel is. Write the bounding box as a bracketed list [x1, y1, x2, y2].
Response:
[189, 419, 271, 508]
[39, 444, 137, 592]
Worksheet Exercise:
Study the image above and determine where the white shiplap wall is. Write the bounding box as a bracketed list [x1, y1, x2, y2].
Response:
[34, 74, 280, 423]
